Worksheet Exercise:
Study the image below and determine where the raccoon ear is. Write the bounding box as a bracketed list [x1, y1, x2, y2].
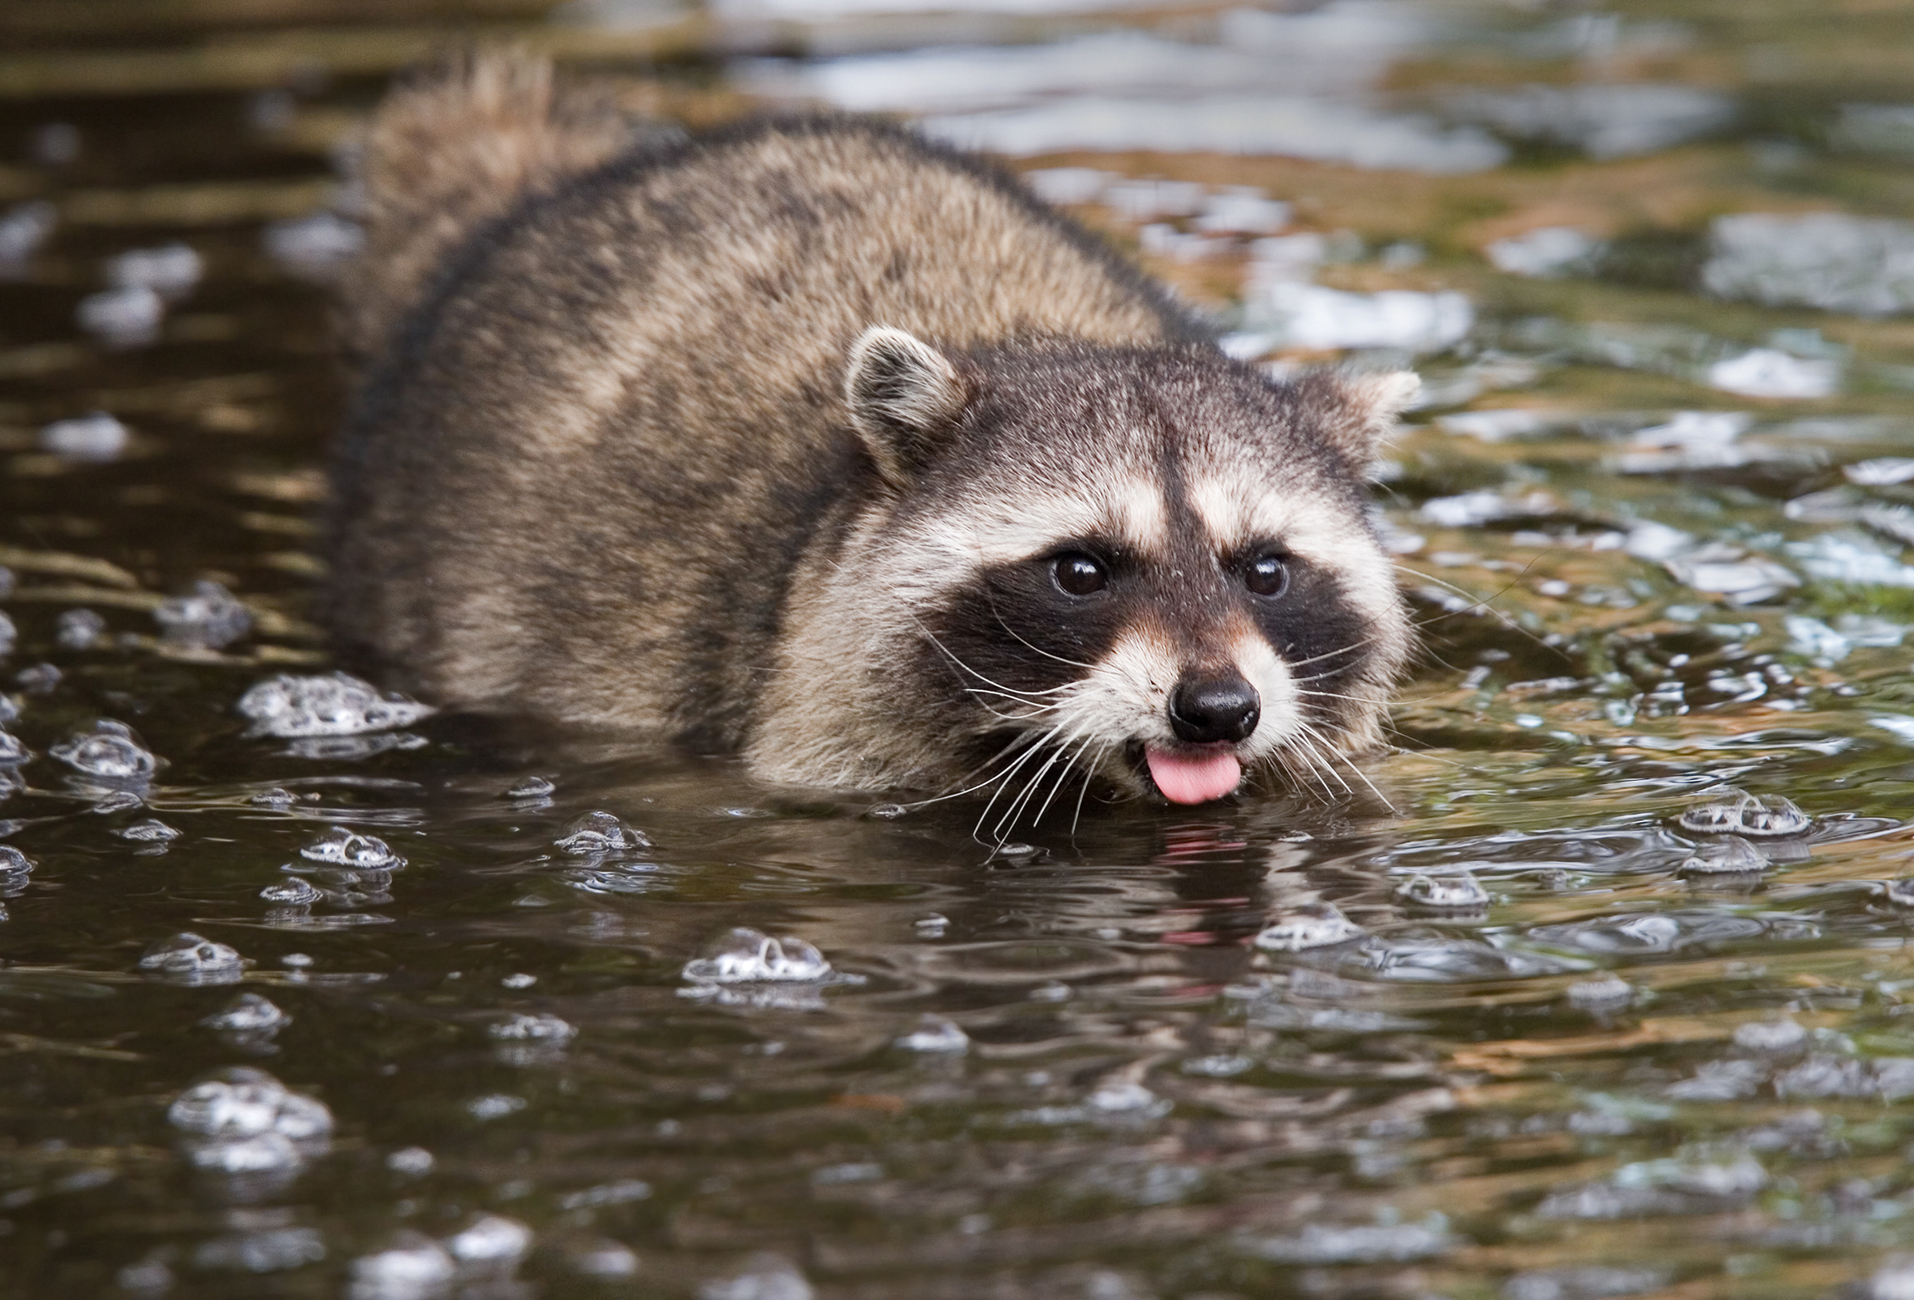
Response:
[845, 326, 973, 486]
[1292, 368, 1420, 475]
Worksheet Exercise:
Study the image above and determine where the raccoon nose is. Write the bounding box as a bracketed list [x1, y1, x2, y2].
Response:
[1168, 674, 1261, 745]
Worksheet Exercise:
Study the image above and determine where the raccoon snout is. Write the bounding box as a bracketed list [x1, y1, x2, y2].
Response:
[1168, 674, 1260, 745]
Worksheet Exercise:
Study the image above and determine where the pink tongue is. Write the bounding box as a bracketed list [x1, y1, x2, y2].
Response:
[1145, 747, 1243, 805]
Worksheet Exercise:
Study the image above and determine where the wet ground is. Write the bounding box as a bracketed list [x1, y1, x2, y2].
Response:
[5, 1, 1914, 1296]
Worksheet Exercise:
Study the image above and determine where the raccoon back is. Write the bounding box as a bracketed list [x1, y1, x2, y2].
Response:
[329, 94, 1205, 748]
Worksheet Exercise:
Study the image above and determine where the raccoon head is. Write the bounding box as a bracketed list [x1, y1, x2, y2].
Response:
[813, 326, 1415, 812]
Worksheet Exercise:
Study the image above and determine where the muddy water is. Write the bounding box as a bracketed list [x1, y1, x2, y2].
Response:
[5, 2, 1914, 1297]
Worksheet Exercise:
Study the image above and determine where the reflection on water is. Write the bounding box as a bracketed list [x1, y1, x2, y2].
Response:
[5, 0, 1914, 1296]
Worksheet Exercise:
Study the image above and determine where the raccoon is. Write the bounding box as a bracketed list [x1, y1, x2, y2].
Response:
[327, 52, 1418, 812]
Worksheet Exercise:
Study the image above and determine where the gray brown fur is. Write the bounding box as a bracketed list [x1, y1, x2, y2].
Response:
[328, 53, 1415, 802]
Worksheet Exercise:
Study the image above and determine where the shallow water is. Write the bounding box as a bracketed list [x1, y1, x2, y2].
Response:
[5, 1, 1914, 1297]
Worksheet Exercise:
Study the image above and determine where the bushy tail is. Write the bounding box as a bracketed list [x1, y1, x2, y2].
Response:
[338, 49, 635, 360]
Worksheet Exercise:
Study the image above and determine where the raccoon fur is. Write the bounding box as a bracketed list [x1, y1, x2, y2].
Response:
[327, 51, 1418, 811]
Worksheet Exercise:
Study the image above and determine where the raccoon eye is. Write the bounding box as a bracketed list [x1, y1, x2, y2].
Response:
[1052, 553, 1107, 596]
[1245, 554, 1290, 598]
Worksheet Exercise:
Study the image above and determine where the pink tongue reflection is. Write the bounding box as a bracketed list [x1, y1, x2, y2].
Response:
[1145, 747, 1242, 805]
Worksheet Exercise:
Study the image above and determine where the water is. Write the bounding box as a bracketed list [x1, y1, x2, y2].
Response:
[4, 0, 1914, 1295]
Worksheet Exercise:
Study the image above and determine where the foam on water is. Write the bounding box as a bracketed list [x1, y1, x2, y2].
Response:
[0, 731, 29, 765]
[154, 580, 252, 648]
[51, 719, 159, 780]
[237, 672, 436, 737]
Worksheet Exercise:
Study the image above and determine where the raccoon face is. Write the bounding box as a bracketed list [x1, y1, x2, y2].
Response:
[842, 326, 1416, 812]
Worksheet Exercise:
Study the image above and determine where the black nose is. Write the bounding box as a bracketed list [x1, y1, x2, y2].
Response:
[1168, 674, 1260, 745]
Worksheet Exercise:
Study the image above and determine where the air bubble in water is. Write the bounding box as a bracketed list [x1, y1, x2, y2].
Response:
[0, 612, 13, 658]
[0, 731, 29, 765]
[299, 827, 402, 868]
[40, 414, 128, 462]
[1393, 870, 1490, 912]
[107, 242, 202, 298]
[192, 1226, 325, 1273]
[570, 1238, 640, 1277]
[1883, 877, 1914, 908]
[682, 928, 837, 984]
[0, 845, 33, 879]
[201, 992, 290, 1035]
[16, 663, 59, 694]
[896, 1014, 969, 1053]
[0, 200, 56, 264]
[238, 672, 434, 737]
[187, 1077, 331, 1135]
[55, 607, 107, 648]
[1564, 974, 1633, 1011]
[261, 879, 322, 905]
[556, 810, 648, 854]
[264, 211, 364, 275]
[51, 719, 158, 780]
[387, 1147, 434, 1176]
[1242, 1217, 1453, 1264]
[1677, 789, 1811, 839]
[1253, 903, 1364, 952]
[91, 789, 142, 814]
[78, 284, 163, 344]
[505, 776, 553, 799]
[347, 1233, 456, 1300]
[700, 1255, 815, 1300]
[445, 1215, 532, 1268]
[140, 932, 245, 983]
[1679, 836, 1767, 877]
[1734, 1018, 1807, 1054]
[155, 580, 252, 649]
[489, 1013, 577, 1041]
[1087, 1080, 1161, 1114]
[117, 818, 179, 842]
